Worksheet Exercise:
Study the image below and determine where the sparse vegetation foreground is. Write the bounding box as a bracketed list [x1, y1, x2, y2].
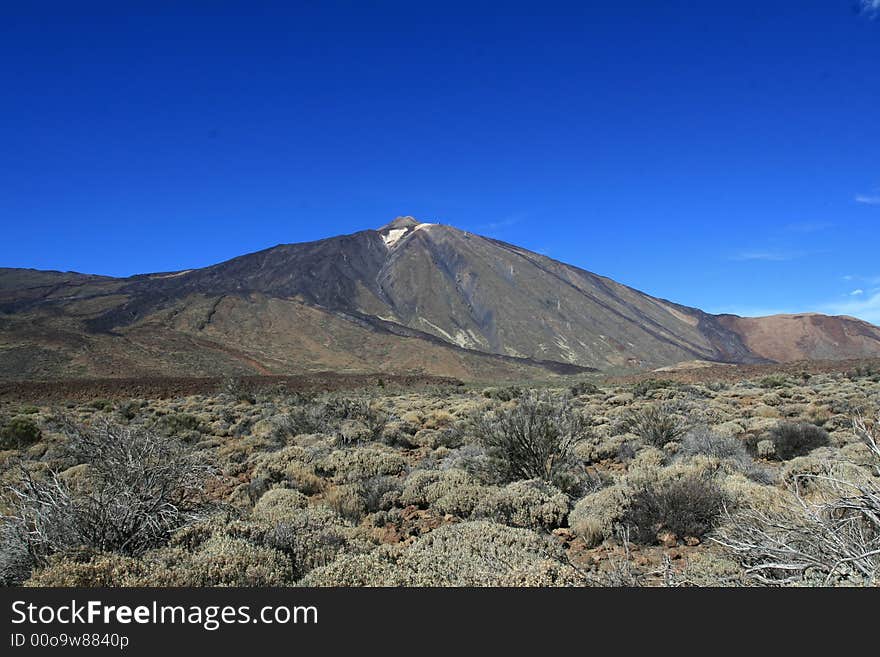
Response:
[1, 370, 878, 587]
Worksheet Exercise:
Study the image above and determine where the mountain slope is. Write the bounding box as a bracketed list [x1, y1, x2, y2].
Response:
[716, 313, 880, 363]
[2, 217, 880, 380]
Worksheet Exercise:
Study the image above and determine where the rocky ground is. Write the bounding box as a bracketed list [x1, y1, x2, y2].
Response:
[1, 364, 879, 586]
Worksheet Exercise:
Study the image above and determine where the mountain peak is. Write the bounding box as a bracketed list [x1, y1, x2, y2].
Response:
[3, 219, 880, 381]
[379, 216, 420, 231]
[377, 216, 438, 248]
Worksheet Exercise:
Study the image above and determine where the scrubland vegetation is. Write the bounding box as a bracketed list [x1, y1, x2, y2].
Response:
[1, 370, 878, 587]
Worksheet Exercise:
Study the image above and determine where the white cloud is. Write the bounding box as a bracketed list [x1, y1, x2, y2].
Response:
[821, 290, 880, 325]
[842, 274, 880, 286]
[861, 1, 880, 16]
[730, 250, 805, 262]
[855, 194, 880, 205]
[850, 289, 865, 296]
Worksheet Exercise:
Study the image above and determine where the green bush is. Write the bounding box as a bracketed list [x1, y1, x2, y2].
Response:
[315, 446, 407, 483]
[25, 552, 145, 587]
[625, 403, 689, 447]
[623, 473, 727, 544]
[0, 416, 42, 450]
[269, 507, 351, 578]
[155, 413, 203, 442]
[322, 484, 368, 522]
[252, 488, 309, 523]
[116, 400, 142, 421]
[768, 421, 830, 460]
[301, 521, 582, 586]
[570, 381, 600, 396]
[474, 392, 590, 489]
[276, 396, 386, 443]
[26, 535, 294, 587]
[358, 475, 403, 513]
[482, 386, 524, 402]
[632, 379, 674, 398]
[758, 375, 789, 389]
[399, 469, 476, 509]
[177, 535, 292, 586]
[475, 479, 570, 531]
[569, 485, 630, 547]
[431, 481, 487, 518]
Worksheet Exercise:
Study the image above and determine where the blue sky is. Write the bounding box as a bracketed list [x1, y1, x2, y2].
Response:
[2, 1, 879, 323]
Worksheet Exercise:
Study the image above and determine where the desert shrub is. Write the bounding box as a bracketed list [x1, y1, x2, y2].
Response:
[675, 551, 749, 587]
[433, 440, 483, 467]
[296, 546, 401, 586]
[26, 535, 294, 587]
[768, 421, 830, 460]
[0, 523, 33, 586]
[482, 386, 523, 402]
[220, 377, 256, 404]
[758, 374, 790, 389]
[285, 463, 326, 496]
[397, 521, 581, 586]
[398, 470, 442, 508]
[847, 365, 880, 382]
[474, 392, 590, 489]
[680, 427, 748, 462]
[275, 405, 331, 437]
[322, 485, 367, 523]
[252, 488, 309, 523]
[408, 427, 463, 449]
[625, 403, 690, 447]
[569, 485, 631, 547]
[155, 412, 203, 442]
[616, 440, 637, 463]
[358, 475, 403, 513]
[0, 416, 42, 450]
[24, 552, 145, 587]
[277, 397, 386, 443]
[623, 473, 728, 544]
[631, 378, 675, 398]
[431, 481, 488, 518]
[116, 400, 142, 421]
[625, 446, 669, 484]
[714, 415, 880, 586]
[178, 535, 292, 586]
[269, 507, 351, 578]
[474, 479, 570, 530]
[806, 405, 831, 428]
[2, 420, 216, 578]
[301, 521, 582, 587]
[422, 410, 455, 430]
[778, 452, 869, 494]
[315, 446, 407, 482]
[249, 445, 308, 481]
[165, 515, 267, 552]
[400, 469, 465, 508]
[245, 474, 273, 505]
[575, 433, 627, 464]
[677, 426, 770, 483]
[570, 381, 600, 396]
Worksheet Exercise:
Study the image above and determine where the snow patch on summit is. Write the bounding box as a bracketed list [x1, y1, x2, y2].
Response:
[382, 228, 409, 247]
[382, 222, 436, 248]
